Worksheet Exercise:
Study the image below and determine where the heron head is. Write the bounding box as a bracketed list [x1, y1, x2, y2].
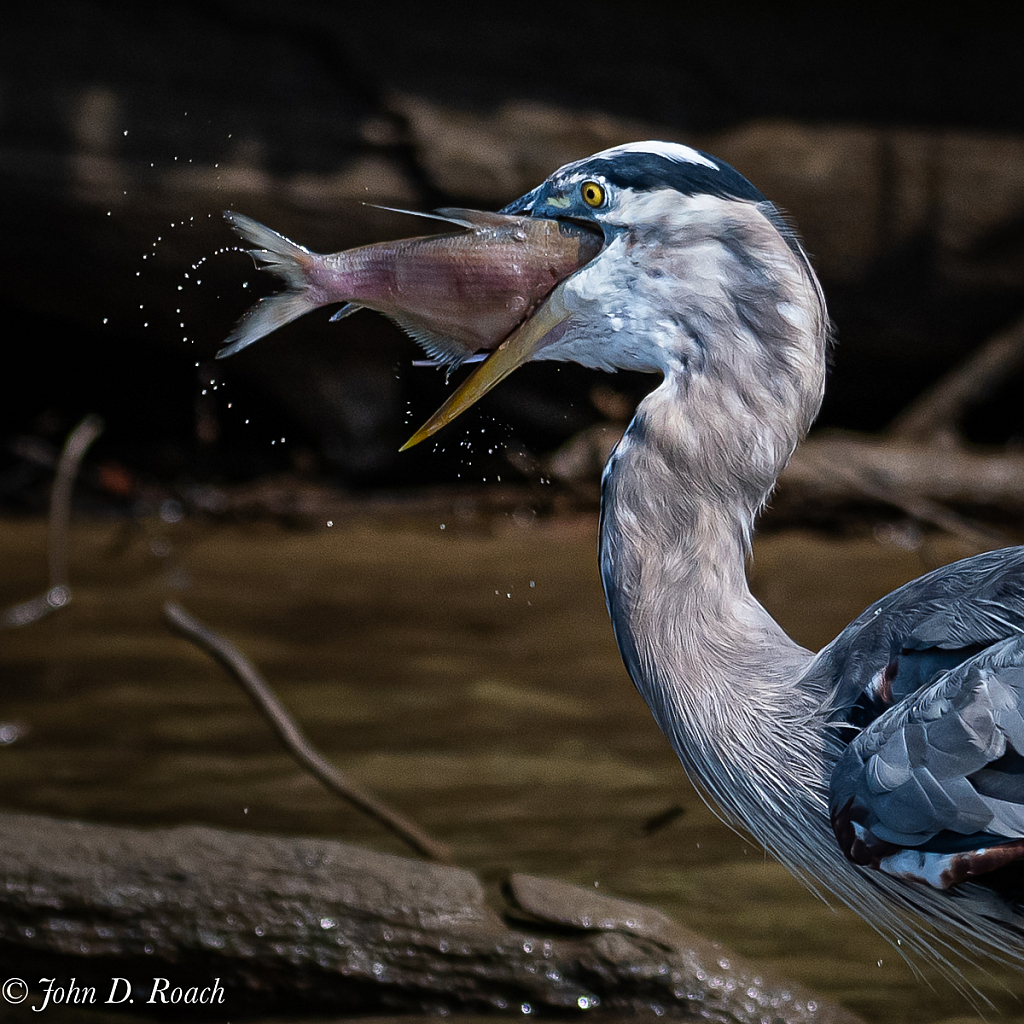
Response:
[403, 141, 828, 450]
[505, 140, 765, 227]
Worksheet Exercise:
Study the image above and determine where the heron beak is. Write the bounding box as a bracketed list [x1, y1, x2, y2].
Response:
[401, 288, 571, 450]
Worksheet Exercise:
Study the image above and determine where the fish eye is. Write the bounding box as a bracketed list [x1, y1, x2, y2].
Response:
[581, 180, 605, 208]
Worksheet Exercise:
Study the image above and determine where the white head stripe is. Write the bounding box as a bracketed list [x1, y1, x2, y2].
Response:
[589, 141, 718, 171]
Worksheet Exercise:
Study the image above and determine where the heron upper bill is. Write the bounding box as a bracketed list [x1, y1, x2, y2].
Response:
[400, 291, 571, 451]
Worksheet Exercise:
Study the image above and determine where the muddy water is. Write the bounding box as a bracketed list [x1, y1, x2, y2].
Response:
[1, 512, 1022, 1024]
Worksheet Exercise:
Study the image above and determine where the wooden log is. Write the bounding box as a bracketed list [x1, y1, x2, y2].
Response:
[780, 432, 1024, 526]
[548, 424, 1024, 535]
[0, 812, 860, 1022]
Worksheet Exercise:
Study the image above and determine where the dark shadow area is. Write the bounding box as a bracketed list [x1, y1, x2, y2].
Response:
[3, 2, 1024, 503]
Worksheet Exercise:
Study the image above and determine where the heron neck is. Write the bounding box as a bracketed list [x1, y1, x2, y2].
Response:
[598, 374, 817, 778]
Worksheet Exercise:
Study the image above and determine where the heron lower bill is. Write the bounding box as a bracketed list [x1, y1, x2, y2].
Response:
[401, 287, 573, 450]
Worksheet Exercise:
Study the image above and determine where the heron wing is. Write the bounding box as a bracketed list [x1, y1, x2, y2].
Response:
[811, 545, 1024, 726]
[830, 636, 1024, 838]
[809, 545, 1024, 886]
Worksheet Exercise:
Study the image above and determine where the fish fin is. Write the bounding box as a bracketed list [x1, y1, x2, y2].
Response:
[329, 302, 363, 322]
[433, 208, 516, 229]
[386, 312, 473, 368]
[218, 211, 322, 358]
[362, 203, 475, 229]
[361, 204, 514, 231]
[412, 352, 488, 368]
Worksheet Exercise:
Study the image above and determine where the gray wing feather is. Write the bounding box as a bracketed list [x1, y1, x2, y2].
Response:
[810, 545, 1024, 715]
[831, 635, 1024, 848]
[808, 546, 1024, 876]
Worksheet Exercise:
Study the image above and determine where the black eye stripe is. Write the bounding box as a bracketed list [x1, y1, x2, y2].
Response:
[567, 153, 765, 204]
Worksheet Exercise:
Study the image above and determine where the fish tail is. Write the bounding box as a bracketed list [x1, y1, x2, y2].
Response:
[217, 211, 323, 358]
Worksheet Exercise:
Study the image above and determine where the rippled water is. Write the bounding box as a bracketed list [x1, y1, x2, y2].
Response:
[2, 512, 1022, 1023]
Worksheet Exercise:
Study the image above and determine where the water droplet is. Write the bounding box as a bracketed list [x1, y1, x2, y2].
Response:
[160, 500, 183, 524]
[0, 723, 24, 745]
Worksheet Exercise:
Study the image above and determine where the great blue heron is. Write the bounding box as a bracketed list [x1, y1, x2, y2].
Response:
[402, 142, 1024, 982]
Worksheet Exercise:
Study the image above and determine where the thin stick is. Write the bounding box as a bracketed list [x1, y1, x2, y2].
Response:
[2, 414, 104, 629]
[48, 414, 105, 592]
[162, 600, 451, 863]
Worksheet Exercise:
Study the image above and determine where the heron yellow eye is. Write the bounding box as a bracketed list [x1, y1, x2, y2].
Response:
[581, 180, 605, 208]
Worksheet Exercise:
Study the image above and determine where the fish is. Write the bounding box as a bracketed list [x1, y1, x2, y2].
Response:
[217, 208, 603, 362]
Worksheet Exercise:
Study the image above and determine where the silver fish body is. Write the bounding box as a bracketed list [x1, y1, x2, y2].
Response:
[218, 209, 602, 362]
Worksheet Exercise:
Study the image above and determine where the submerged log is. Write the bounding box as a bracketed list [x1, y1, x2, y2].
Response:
[0, 811, 860, 1022]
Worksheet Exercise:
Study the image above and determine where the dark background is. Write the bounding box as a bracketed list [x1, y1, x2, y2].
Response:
[4, 2, 1024, 504]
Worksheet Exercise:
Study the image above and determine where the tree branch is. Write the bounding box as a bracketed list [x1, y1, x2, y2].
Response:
[162, 600, 451, 863]
[2, 414, 103, 629]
